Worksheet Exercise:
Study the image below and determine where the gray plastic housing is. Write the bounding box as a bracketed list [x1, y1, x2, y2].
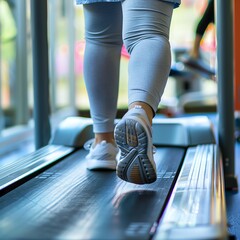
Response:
[50, 117, 94, 147]
[152, 116, 216, 147]
[50, 116, 215, 148]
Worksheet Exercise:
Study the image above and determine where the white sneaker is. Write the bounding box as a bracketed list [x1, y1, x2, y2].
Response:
[85, 140, 119, 170]
[114, 106, 157, 184]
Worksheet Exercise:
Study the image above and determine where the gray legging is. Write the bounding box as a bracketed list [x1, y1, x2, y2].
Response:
[83, 0, 174, 133]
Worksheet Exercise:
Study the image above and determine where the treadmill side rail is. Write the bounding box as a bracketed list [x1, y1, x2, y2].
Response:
[154, 144, 228, 240]
[0, 145, 74, 195]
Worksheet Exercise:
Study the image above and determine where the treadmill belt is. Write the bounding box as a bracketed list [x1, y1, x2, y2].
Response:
[0, 147, 185, 240]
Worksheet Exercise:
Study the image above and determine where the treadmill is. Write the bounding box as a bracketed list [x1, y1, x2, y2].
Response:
[0, 1, 238, 239]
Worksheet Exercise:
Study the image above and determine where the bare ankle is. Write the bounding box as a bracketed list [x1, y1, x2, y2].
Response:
[94, 132, 115, 145]
[129, 102, 154, 124]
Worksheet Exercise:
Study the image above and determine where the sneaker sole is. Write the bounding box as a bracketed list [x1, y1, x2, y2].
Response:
[87, 159, 117, 170]
[114, 118, 157, 184]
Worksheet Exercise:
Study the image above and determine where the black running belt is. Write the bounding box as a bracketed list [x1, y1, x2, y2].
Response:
[0, 147, 185, 240]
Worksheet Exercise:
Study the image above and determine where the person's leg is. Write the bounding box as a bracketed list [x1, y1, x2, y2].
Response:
[196, 0, 215, 37]
[122, 0, 174, 121]
[114, 0, 174, 184]
[83, 3, 122, 145]
[83, 3, 122, 170]
[191, 0, 215, 58]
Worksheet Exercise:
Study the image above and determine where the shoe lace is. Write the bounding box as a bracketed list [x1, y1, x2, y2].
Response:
[153, 145, 157, 154]
[83, 138, 94, 151]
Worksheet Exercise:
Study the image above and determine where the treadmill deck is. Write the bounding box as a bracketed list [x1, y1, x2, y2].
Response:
[0, 147, 184, 240]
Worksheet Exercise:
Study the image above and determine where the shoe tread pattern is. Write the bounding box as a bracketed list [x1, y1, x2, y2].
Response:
[115, 119, 156, 184]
